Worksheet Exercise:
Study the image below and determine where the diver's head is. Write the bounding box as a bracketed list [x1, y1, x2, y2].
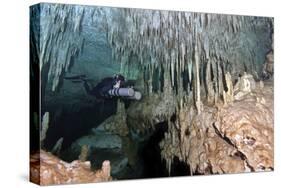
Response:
[114, 74, 125, 82]
[113, 74, 125, 88]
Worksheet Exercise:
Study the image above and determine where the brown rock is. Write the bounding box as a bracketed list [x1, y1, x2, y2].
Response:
[30, 150, 112, 185]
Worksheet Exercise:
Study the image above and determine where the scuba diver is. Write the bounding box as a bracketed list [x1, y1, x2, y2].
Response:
[64, 74, 142, 100]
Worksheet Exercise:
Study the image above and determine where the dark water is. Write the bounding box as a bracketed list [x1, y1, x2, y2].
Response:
[45, 106, 190, 179]
[44, 99, 117, 150]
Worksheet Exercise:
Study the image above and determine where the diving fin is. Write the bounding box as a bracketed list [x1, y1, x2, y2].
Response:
[70, 80, 84, 83]
[64, 74, 86, 80]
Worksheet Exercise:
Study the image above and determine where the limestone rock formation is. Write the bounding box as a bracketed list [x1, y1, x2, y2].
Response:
[223, 72, 234, 105]
[31, 4, 272, 97]
[159, 78, 273, 175]
[79, 145, 89, 162]
[69, 134, 122, 152]
[124, 74, 273, 176]
[262, 50, 274, 79]
[30, 150, 112, 185]
[94, 101, 129, 137]
[234, 72, 256, 100]
[63, 130, 129, 177]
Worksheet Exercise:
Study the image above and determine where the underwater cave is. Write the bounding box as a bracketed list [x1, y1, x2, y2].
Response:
[141, 121, 169, 178]
[30, 3, 274, 185]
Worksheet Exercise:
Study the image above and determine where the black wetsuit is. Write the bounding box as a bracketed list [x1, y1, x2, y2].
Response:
[83, 77, 125, 99]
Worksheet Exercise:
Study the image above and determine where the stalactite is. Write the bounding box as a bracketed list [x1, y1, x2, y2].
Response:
[164, 63, 173, 96]
[194, 38, 202, 114]
[206, 59, 215, 104]
[148, 63, 153, 94]
[32, 4, 272, 94]
[216, 60, 220, 99]
[157, 66, 162, 93]
[171, 56, 175, 88]
[218, 61, 224, 101]
[187, 61, 193, 93]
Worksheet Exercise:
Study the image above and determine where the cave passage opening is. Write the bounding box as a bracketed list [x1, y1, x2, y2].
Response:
[139, 121, 191, 178]
[44, 99, 118, 151]
[140, 121, 169, 178]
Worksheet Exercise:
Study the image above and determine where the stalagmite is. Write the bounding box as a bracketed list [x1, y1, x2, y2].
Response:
[40, 112, 49, 146]
[223, 72, 234, 105]
[51, 137, 64, 155]
[79, 145, 89, 162]
[234, 72, 256, 100]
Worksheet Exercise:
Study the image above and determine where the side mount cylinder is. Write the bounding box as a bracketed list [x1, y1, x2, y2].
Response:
[108, 88, 135, 97]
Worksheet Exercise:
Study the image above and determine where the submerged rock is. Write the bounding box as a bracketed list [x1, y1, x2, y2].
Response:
[61, 132, 123, 163]
[63, 128, 131, 178]
[234, 73, 256, 100]
[90, 149, 129, 176]
[93, 101, 129, 137]
[30, 150, 112, 185]
[70, 134, 122, 152]
[111, 156, 129, 175]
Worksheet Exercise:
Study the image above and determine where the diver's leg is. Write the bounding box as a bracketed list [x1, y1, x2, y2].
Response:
[83, 80, 94, 95]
